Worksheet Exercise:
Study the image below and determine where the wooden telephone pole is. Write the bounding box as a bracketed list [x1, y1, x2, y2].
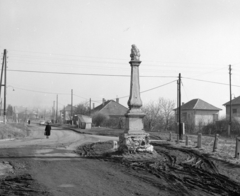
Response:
[178, 73, 183, 140]
[0, 50, 7, 123]
[228, 65, 232, 136]
[71, 89, 73, 125]
[55, 94, 58, 123]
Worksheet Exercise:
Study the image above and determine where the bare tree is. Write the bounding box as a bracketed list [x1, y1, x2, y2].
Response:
[159, 98, 175, 131]
[142, 98, 175, 132]
[74, 102, 90, 116]
[142, 101, 163, 131]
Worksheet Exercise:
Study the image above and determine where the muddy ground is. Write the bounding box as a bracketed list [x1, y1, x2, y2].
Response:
[0, 125, 240, 196]
[76, 141, 240, 196]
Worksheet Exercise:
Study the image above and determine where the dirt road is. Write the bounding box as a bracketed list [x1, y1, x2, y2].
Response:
[0, 124, 162, 196]
[1, 124, 240, 196]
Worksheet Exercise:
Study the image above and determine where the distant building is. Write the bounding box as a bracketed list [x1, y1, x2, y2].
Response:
[91, 98, 128, 118]
[60, 104, 76, 123]
[223, 96, 240, 122]
[174, 98, 221, 132]
[73, 114, 92, 129]
[91, 98, 128, 128]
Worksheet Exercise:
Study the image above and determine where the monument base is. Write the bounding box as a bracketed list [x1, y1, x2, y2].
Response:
[118, 133, 154, 153]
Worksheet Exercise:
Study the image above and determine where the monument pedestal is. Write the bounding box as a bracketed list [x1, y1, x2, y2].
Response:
[118, 110, 153, 153]
[118, 132, 153, 153]
[118, 45, 154, 153]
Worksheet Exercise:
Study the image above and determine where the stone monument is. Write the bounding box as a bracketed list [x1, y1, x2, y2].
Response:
[118, 45, 154, 153]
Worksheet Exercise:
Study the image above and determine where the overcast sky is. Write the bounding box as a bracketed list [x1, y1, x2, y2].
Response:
[1, 0, 240, 116]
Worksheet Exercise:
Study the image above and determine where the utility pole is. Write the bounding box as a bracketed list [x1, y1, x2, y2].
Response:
[0, 50, 5, 117]
[71, 89, 73, 125]
[0, 50, 5, 98]
[56, 94, 58, 123]
[52, 101, 55, 123]
[3, 50, 7, 124]
[25, 108, 27, 122]
[177, 80, 179, 133]
[89, 98, 91, 115]
[228, 65, 232, 136]
[178, 73, 182, 140]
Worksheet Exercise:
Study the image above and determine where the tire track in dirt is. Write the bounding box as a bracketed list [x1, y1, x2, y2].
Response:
[76, 141, 240, 196]
[131, 143, 240, 196]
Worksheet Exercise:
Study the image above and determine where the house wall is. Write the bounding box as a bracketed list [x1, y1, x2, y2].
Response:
[175, 110, 219, 132]
[226, 105, 240, 117]
[175, 110, 194, 123]
[194, 110, 219, 126]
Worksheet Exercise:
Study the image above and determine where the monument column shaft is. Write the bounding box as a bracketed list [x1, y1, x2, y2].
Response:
[118, 44, 153, 153]
[128, 61, 142, 109]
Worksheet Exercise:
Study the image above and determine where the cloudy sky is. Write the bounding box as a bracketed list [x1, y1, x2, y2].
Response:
[1, 0, 240, 116]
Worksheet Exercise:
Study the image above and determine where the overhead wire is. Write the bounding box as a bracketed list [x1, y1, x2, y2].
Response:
[183, 77, 240, 87]
[117, 80, 177, 100]
[9, 49, 226, 67]
[190, 66, 227, 78]
[5, 69, 177, 78]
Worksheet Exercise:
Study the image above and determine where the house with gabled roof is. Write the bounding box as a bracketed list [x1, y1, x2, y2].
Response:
[91, 98, 128, 118]
[223, 96, 240, 122]
[174, 98, 221, 132]
[60, 104, 76, 121]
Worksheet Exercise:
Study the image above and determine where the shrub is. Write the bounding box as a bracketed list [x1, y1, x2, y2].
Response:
[92, 112, 108, 127]
[202, 118, 240, 136]
[0, 123, 28, 139]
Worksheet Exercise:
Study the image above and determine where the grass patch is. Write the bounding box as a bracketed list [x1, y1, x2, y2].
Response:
[0, 123, 30, 139]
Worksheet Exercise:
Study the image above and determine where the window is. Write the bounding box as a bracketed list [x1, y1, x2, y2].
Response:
[233, 109, 237, 114]
[182, 112, 187, 121]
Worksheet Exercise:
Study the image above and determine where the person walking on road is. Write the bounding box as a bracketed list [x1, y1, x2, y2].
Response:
[45, 122, 51, 139]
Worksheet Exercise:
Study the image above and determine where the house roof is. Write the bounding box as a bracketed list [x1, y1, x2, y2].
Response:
[174, 98, 221, 111]
[223, 96, 240, 106]
[91, 100, 128, 117]
[92, 100, 112, 112]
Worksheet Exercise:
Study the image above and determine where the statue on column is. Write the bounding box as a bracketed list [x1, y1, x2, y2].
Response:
[130, 44, 140, 61]
[118, 44, 154, 153]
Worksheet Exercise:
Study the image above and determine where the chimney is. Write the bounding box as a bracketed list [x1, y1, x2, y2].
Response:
[116, 98, 119, 103]
[102, 98, 106, 105]
[182, 102, 184, 105]
[93, 103, 95, 109]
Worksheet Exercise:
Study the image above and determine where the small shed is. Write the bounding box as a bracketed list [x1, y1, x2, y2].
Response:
[75, 114, 92, 129]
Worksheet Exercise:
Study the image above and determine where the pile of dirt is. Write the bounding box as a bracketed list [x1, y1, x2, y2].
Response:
[75, 141, 114, 157]
[0, 174, 51, 196]
[76, 141, 240, 196]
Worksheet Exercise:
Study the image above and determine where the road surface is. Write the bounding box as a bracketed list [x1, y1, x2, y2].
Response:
[0, 124, 162, 196]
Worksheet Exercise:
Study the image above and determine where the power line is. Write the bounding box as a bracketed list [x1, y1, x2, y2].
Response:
[181, 80, 189, 100]
[183, 77, 240, 87]
[190, 66, 227, 78]
[10, 86, 70, 95]
[9, 49, 225, 66]
[9, 86, 95, 100]
[9, 57, 226, 70]
[6, 69, 177, 78]
[72, 94, 88, 100]
[118, 80, 177, 99]
[9, 49, 128, 61]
